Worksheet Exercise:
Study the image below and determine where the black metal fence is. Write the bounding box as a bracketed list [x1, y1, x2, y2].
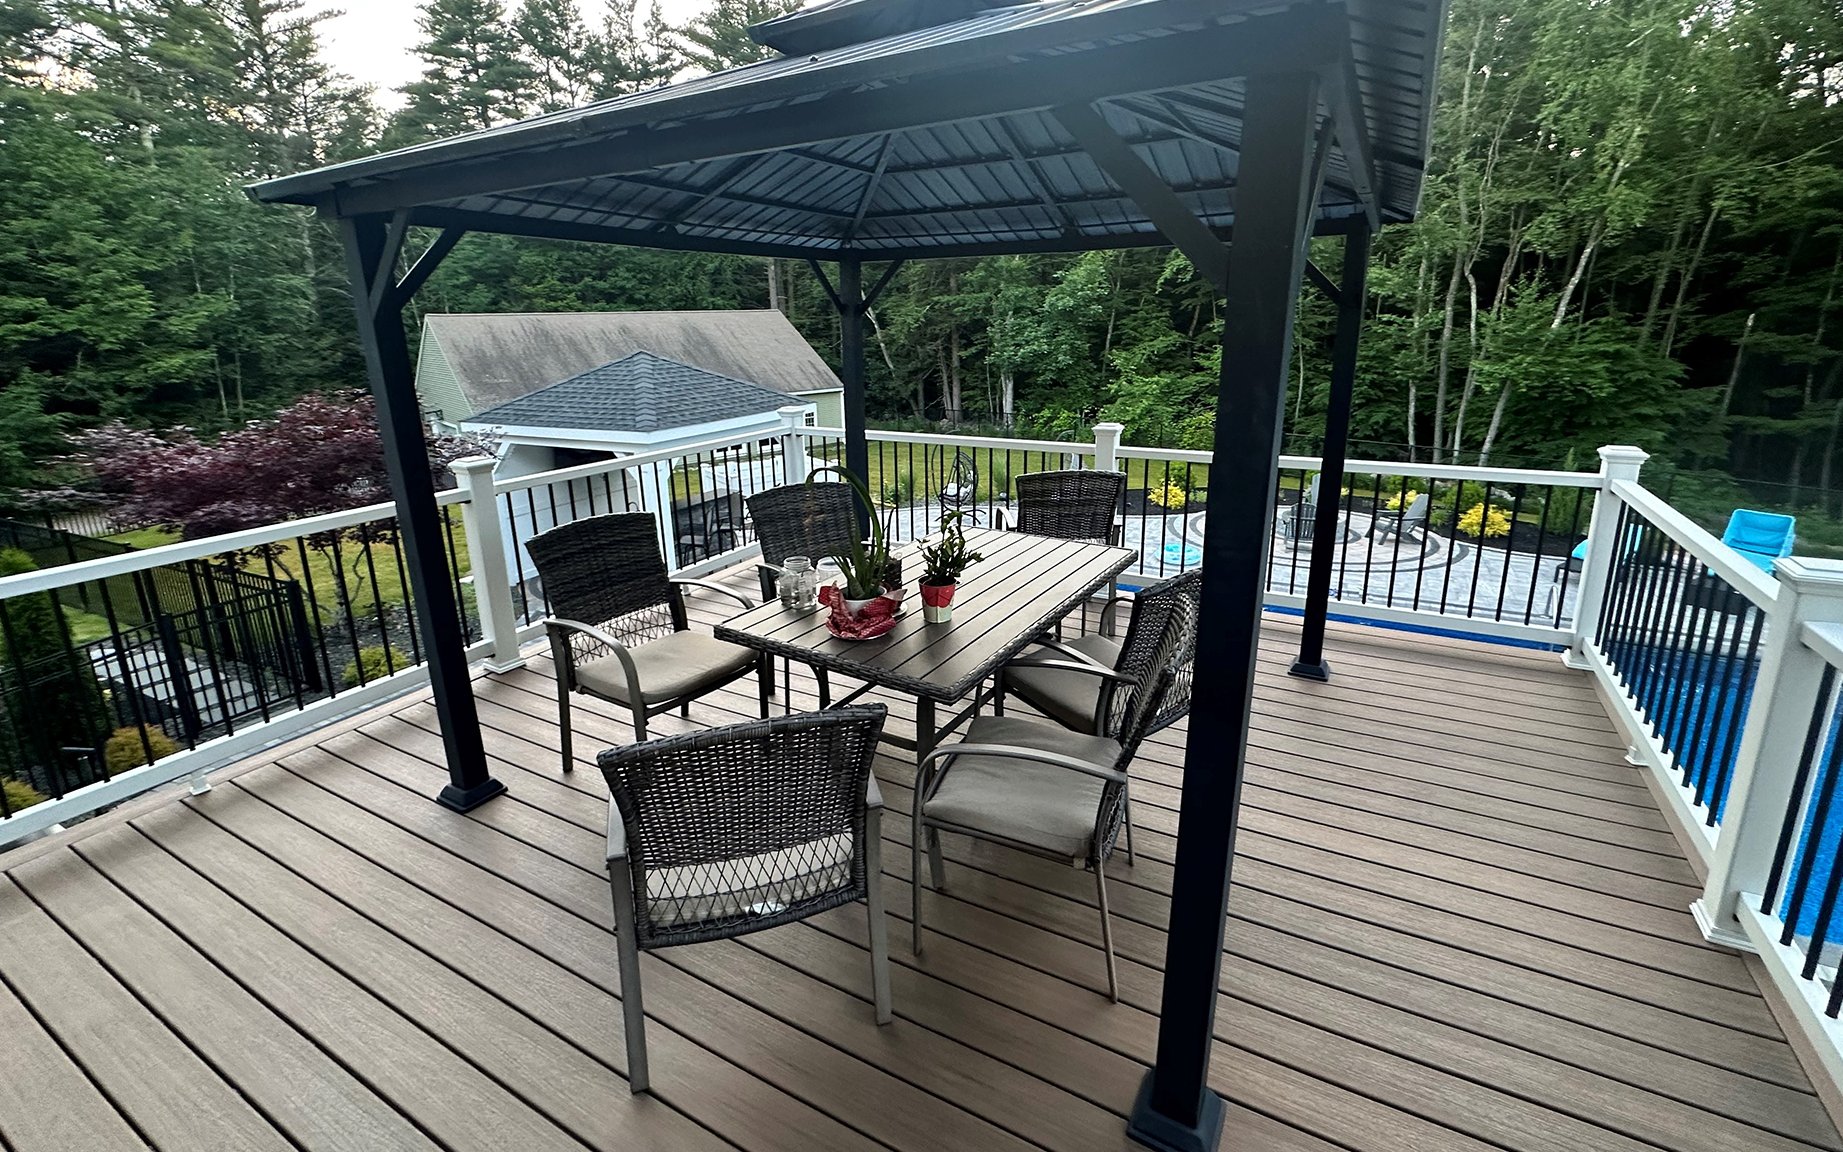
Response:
[1594, 502, 1767, 824]
[0, 507, 476, 817]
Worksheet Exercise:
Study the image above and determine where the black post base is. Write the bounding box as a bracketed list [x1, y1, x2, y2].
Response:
[1127, 1072, 1225, 1152]
[437, 777, 508, 813]
[1287, 658, 1332, 682]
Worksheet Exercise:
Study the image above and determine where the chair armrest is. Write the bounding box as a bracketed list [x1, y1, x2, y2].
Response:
[919, 741, 1127, 784]
[866, 773, 884, 811]
[670, 577, 755, 609]
[1004, 658, 1139, 685]
[545, 618, 645, 706]
[1028, 638, 1114, 669]
[606, 800, 628, 863]
[993, 505, 1017, 531]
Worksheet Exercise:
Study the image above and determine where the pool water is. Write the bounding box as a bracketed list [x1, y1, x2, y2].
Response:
[1162, 541, 1202, 568]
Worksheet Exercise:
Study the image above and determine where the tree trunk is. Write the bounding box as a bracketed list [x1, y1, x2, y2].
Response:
[999, 368, 1015, 427]
[1409, 254, 1428, 459]
[1662, 203, 1719, 358]
[767, 259, 784, 313]
[1432, 251, 1464, 463]
[1719, 312, 1755, 416]
[947, 272, 962, 418]
[1451, 269, 1481, 461]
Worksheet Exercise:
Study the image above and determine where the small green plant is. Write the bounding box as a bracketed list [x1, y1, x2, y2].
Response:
[984, 459, 1011, 501]
[879, 470, 917, 508]
[103, 725, 179, 771]
[1148, 481, 1188, 509]
[919, 511, 984, 587]
[809, 467, 895, 600]
[1458, 502, 1513, 538]
[342, 644, 411, 687]
[2, 777, 46, 812]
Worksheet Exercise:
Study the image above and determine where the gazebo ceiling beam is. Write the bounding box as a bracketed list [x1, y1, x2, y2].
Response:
[329, 6, 1344, 219]
[652, 152, 777, 231]
[1326, 55, 1383, 230]
[991, 118, 1082, 237]
[1052, 101, 1229, 290]
[843, 134, 896, 243]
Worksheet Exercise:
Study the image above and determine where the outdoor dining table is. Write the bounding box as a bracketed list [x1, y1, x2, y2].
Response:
[713, 526, 1135, 763]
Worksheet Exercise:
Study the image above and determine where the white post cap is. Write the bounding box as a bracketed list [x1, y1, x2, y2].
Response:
[451, 455, 498, 476]
[1775, 557, 1843, 593]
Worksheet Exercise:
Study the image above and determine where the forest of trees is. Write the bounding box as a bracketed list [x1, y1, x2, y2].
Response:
[3, 0, 1843, 515]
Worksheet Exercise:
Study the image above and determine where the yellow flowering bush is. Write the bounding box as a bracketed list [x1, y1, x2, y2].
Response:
[1148, 482, 1188, 509]
[1386, 488, 1423, 511]
[1458, 502, 1512, 538]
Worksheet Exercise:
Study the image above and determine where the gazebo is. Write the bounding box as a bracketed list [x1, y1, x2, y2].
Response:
[248, 0, 1447, 1147]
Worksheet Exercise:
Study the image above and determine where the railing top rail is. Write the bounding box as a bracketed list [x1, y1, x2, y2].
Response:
[800, 426, 1100, 455]
[1802, 620, 1843, 670]
[1273, 454, 1603, 487]
[1611, 479, 1781, 609]
[491, 429, 780, 497]
[0, 490, 464, 600]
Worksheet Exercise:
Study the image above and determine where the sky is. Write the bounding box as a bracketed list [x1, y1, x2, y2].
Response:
[314, 1, 712, 109]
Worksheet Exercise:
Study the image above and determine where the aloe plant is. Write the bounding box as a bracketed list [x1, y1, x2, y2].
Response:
[808, 466, 896, 599]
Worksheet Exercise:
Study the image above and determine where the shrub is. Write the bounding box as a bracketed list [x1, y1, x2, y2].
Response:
[1176, 412, 1215, 451]
[103, 725, 179, 771]
[1148, 482, 1188, 509]
[1386, 488, 1424, 511]
[983, 459, 1011, 501]
[2, 777, 46, 812]
[343, 645, 411, 687]
[879, 470, 917, 508]
[1458, 502, 1513, 538]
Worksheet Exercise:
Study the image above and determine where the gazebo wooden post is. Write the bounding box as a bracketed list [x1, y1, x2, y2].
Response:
[1127, 68, 1323, 1152]
[339, 213, 504, 812]
[1290, 219, 1371, 680]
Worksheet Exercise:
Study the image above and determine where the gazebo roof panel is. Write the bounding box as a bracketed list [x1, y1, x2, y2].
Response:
[261, 0, 1442, 257]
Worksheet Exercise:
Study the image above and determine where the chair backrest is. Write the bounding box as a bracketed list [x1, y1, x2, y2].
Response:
[1088, 594, 1199, 863]
[598, 705, 888, 948]
[1722, 509, 1795, 558]
[747, 482, 860, 568]
[1304, 473, 1321, 506]
[940, 449, 979, 509]
[1108, 570, 1203, 735]
[1401, 492, 1431, 524]
[1013, 470, 1125, 542]
[526, 513, 679, 645]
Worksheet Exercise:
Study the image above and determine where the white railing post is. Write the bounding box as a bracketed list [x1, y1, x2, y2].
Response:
[1092, 421, 1125, 473]
[779, 405, 810, 484]
[454, 456, 527, 673]
[1563, 445, 1649, 670]
[1695, 558, 1843, 948]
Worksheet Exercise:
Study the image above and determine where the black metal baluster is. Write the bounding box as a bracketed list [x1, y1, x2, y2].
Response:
[1765, 666, 1839, 917]
[1703, 609, 1767, 820]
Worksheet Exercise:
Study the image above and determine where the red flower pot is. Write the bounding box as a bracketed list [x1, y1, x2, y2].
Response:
[920, 582, 955, 623]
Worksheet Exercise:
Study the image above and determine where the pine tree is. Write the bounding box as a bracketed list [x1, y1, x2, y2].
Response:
[593, 0, 677, 97]
[514, 0, 597, 111]
[673, 0, 797, 75]
[391, 0, 536, 144]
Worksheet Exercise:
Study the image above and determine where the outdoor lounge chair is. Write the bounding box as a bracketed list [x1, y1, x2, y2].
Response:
[601, 706, 893, 1093]
[912, 594, 1195, 1000]
[528, 512, 771, 767]
[1368, 491, 1429, 542]
[746, 481, 859, 707]
[1721, 509, 1795, 573]
[1281, 474, 1321, 544]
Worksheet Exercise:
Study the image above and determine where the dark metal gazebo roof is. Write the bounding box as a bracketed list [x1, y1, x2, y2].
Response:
[250, 0, 1443, 260]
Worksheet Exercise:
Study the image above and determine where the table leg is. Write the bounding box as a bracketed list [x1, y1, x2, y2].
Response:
[914, 696, 936, 767]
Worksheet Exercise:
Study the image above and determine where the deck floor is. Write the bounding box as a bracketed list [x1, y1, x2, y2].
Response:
[0, 572, 1834, 1152]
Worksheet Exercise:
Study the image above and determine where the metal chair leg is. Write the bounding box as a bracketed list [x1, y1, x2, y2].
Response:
[865, 809, 892, 1023]
[1095, 864, 1119, 1003]
[992, 670, 1006, 716]
[609, 862, 650, 1092]
[631, 703, 648, 743]
[912, 809, 925, 956]
[757, 656, 772, 719]
[817, 668, 831, 709]
[1123, 792, 1136, 866]
[558, 687, 574, 774]
[927, 828, 945, 891]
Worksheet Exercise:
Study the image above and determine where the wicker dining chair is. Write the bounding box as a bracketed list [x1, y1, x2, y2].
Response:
[527, 513, 771, 770]
[912, 595, 1195, 1000]
[601, 705, 893, 1093]
[998, 468, 1127, 635]
[991, 570, 1201, 867]
[1003, 469, 1126, 544]
[746, 482, 860, 708]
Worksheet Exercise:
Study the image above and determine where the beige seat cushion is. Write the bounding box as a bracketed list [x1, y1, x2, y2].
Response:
[576, 630, 756, 705]
[1001, 634, 1123, 734]
[921, 715, 1123, 859]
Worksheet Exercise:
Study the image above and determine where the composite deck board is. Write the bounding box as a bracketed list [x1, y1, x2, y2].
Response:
[2, 568, 1834, 1152]
[0, 966, 148, 1152]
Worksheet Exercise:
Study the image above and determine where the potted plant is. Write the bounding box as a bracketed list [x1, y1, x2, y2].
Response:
[808, 466, 900, 617]
[917, 510, 983, 624]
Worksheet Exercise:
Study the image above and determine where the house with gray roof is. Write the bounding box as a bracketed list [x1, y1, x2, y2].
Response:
[415, 309, 845, 430]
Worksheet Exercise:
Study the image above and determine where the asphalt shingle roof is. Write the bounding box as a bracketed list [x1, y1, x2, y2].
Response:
[464, 351, 798, 434]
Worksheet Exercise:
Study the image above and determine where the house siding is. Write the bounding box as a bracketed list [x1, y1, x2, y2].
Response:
[802, 390, 844, 428]
[414, 328, 470, 424]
